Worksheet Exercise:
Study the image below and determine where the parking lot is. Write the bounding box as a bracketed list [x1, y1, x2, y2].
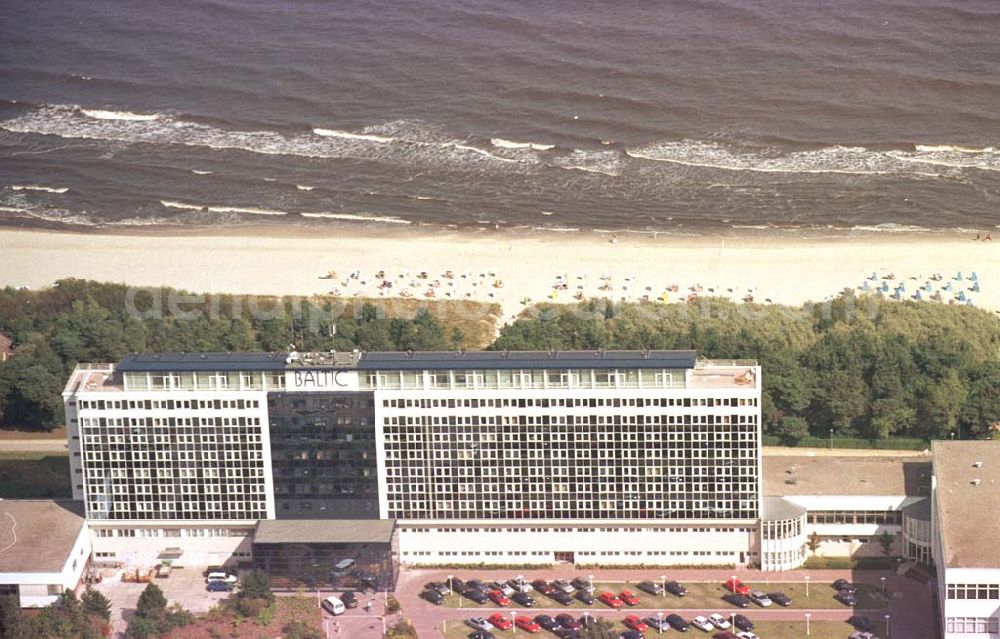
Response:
[395, 566, 936, 639]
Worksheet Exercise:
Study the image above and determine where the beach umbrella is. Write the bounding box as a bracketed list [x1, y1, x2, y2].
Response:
[957, 291, 967, 301]
[861, 281, 870, 291]
[970, 271, 978, 281]
[897, 283, 906, 293]
[891, 290, 901, 301]
[944, 282, 953, 292]
[971, 282, 981, 292]
[956, 271, 963, 281]
[914, 290, 923, 301]
[880, 282, 890, 292]
[924, 282, 932, 292]
[870, 272, 877, 280]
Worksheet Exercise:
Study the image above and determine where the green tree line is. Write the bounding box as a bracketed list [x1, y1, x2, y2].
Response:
[493, 296, 1000, 442]
[0, 280, 458, 430]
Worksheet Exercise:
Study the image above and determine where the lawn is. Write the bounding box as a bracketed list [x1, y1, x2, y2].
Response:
[441, 617, 855, 639]
[442, 579, 887, 612]
[0, 452, 72, 498]
[163, 596, 322, 639]
[0, 427, 67, 440]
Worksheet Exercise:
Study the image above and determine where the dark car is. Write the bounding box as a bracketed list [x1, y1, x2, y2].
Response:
[464, 588, 489, 604]
[467, 579, 488, 592]
[206, 580, 232, 592]
[620, 632, 643, 639]
[645, 615, 672, 631]
[426, 581, 451, 595]
[667, 613, 689, 631]
[848, 615, 875, 632]
[470, 632, 496, 639]
[572, 577, 594, 592]
[535, 615, 560, 631]
[533, 580, 557, 596]
[575, 590, 596, 605]
[733, 614, 753, 631]
[638, 580, 664, 596]
[834, 579, 858, 594]
[666, 580, 688, 597]
[555, 629, 580, 639]
[421, 589, 444, 605]
[768, 591, 792, 607]
[512, 592, 536, 607]
[578, 614, 597, 628]
[451, 578, 466, 591]
[549, 591, 574, 606]
[836, 590, 858, 607]
[556, 614, 582, 630]
[723, 593, 751, 608]
[713, 633, 740, 639]
[341, 591, 359, 608]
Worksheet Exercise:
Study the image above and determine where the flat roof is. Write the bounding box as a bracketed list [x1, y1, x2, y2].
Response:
[933, 441, 1000, 569]
[762, 455, 931, 497]
[0, 500, 85, 573]
[114, 350, 703, 372]
[253, 519, 395, 545]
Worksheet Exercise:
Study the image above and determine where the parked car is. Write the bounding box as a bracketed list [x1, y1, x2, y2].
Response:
[451, 578, 466, 591]
[624, 615, 649, 632]
[724, 577, 750, 596]
[206, 580, 232, 592]
[321, 596, 345, 615]
[572, 577, 594, 592]
[490, 581, 516, 596]
[332, 558, 356, 576]
[691, 615, 714, 632]
[737, 632, 760, 639]
[599, 591, 623, 608]
[532, 579, 557, 596]
[835, 590, 858, 607]
[420, 590, 443, 605]
[575, 589, 596, 605]
[666, 580, 688, 597]
[620, 631, 643, 639]
[535, 614, 560, 631]
[488, 590, 511, 607]
[512, 591, 536, 607]
[723, 593, 751, 608]
[579, 613, 597, 628]
[515, 616, 542, 633]
[667, 613, 690, 631]
[488, 613, 513, 630]
[553, 579, 576, 594]
[340, 591, 359, 608]
[849, 633, 877, 639]
[747, 591, 772, 607]
[768, 591, 792, 607]
[732, 614, 754, 631]
[508, 578, 533, 593]
[619, 590, 640, 606]
[556, 614, 582, 630]
[464, 588, 489, 604]
[646, 615, 672, 631]
[426, 581, 450, 595]
[549, 591, 574, 606]
[834, 579, 858, 594]
[206, 571, 238, 584]
[555, 629, 581, 639]
[848, 615, 875, 632]
[638, 580, 664, 595]
[708, 613, 731, 629]
[713, 633, 740, 639]
[467, 617, 495, 632]
[470, 632, 497, 639]
[467, 579, 488, 592]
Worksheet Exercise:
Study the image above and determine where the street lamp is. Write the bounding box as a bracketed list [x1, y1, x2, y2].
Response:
[804, 575, 810, 598]
[657, 612, 664, 635]
[885, 614, 891, 638]
[512, 610, 517, 634]
[805, 613, 811, 636]
[880, 576, 886, 596]
[829, 428, 834, 450]
[448, 574, 453, 594]
[660, 574, 666, 597]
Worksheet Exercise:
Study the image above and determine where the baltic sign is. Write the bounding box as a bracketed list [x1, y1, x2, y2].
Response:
[284, 370, 360, 392]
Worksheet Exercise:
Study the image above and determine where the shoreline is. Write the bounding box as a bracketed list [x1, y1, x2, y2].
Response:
[1, 226, 996, 321]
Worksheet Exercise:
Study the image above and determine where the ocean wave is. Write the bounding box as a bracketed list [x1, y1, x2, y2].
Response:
[490, 137, 554, 151]
[549, 149, 623, 176]
[12, 185, 69, 193]
[295, 184, 314, 191]
[299, 212, 411, 224]
[191, 169, 213, 175]
[887, 146, 1000, 172]
[313, 127, 394, 143]
[850, 223, 932, 233]
[81, 108, 159, 121]
[160, 200, 287, 215]
[915, 144, 995, 153]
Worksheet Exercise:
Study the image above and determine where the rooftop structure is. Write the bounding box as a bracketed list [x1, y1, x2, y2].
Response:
[0, 500, 85, 573]
[762, 455, 932, 497]
[254, 519, 396, 545]
[933, 440, 1000, 569]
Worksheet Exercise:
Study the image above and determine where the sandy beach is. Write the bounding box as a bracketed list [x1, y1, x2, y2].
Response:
[0, 227, 996, 322]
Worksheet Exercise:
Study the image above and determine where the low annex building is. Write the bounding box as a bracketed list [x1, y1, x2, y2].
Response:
[0, 500, 90, 608]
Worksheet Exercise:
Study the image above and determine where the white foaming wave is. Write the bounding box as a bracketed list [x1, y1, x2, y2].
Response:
[191, 169, 213, 175]
[540, 211, 555, 216]
[82, 108, 159, 121]
[531, 226, 580, 233]
[160, 200, 287, 216]
[0, 105, 522, 170]
[550, 150, 622, 176]
[313, 128, 394, 143]
[915, 144, 996, 153]
[12, 185, 69, 193]
[490, 137, 555, 151]
[300, 212, 411, 224]
[0, 205, 30, 214]
[296, 185, 314, 191]
[851, 223, 931, 233]
[888, 146, 1000, 172]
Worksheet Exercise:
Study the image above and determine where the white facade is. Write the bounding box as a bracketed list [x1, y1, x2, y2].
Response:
[0, 520, 90, 608]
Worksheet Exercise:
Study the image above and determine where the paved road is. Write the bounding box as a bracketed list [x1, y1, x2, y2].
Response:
[396, 566, 937, 639]
[0, 439, 67, 453]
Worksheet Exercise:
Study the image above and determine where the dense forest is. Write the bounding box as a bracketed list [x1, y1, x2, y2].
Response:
[0, 280, 997, 443]
[494, 298, 1000, 442]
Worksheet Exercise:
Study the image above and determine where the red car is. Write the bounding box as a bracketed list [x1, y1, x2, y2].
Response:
[624, 615, 649, 632]
[488, 613, 513, 630]
[515, 616, 542, 633]
[725, 578, 750, 596]
[620, 590, 640, 606]
[598, 591, 623, 608]
[488, 590, 512, 607]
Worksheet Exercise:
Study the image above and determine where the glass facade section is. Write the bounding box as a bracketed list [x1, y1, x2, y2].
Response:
[268, 392, 379, 519]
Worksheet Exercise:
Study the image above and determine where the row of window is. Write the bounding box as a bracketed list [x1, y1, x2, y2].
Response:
[92, 527, 252, 538]
[383, 395, 756, 410]
[366, 368, 689, 391]
[404, 526, 755, 534]
[77, 397, 261, 410]
[124, 370, 283, 391]
[947, 584, 1000, 600]
[385, 415, 759, 428]
[946, 617, 999, 633]
[807, 511, 903, 525]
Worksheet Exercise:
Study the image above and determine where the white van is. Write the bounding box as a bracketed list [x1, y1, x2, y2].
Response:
[332, 558, 356, 576]
[321, 596, 345, 616]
